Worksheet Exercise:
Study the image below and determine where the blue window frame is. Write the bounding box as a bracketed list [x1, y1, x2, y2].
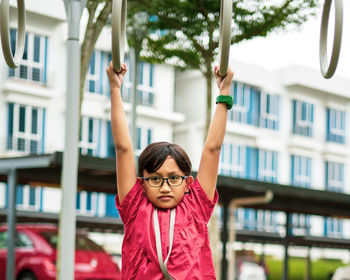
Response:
[136, 127, 152, 153]
[324, 217, 343, 238]
[260, 93, 280, 130]
[15, 185, 42, 211]
[289, 214, 311, 236]
[325, 161, 344, 192]
[79, 117, 101, 156]
[76, 191, 98, 216]
[291, 155, 312, 188]
[229, 82, 259, 126]
[292, 100, 314, 137]
[258, 149, 278, 183]
[219, 144, 245, 177]
[105, 194, 120, 218]
[7, 103, 45, 154]
[9, 29, 48, 84]
[326, 108, 346, 144]
[137, 62, 154, 106]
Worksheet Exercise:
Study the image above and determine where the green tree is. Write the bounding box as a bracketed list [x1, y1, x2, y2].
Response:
[136, 0, 319, 137]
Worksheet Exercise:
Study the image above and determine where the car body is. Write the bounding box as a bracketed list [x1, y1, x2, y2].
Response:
[332, 265, 350, 280]
[0, 224, 120, 280]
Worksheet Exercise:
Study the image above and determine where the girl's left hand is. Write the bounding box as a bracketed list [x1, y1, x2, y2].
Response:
[214, 66, 234, 95]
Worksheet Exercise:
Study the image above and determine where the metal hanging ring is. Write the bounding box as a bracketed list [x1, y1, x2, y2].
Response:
[218, 0, 232, 76]
[111, 0, 127, 73]
[319, 0, 343, 79]
[0, 0, 26, 68]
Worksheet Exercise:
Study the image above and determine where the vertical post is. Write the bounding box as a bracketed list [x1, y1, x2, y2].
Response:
[228, 204, 236, 280]
[221, 199, 229, 280]
[6, 169, 17, 280]
[305, 247, 311, 280]
[130, 47, 138, 163]
[57, 1, 86, 280]
[283, 213, 291, 280]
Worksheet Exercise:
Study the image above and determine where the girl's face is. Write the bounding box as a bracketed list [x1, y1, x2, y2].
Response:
[141, 156, 193, 209]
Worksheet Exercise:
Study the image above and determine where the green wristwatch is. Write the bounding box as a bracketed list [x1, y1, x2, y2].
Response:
[216, 95, 233, 110]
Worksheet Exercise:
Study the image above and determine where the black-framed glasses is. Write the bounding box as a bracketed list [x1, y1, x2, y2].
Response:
[142, 175, 188, 188]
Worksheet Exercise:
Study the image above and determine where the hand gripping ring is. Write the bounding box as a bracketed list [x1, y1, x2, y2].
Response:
[218, 0, 232, 76]
[0, 0, 26, 68]
[111, 0, 127, 73]
[319, 0, 343, 79]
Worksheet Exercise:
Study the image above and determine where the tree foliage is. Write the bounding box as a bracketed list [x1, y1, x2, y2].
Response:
[134, 0, 319, 136]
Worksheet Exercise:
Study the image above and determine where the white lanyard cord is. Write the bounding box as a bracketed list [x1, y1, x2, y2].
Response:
[153, 208, 176, 280]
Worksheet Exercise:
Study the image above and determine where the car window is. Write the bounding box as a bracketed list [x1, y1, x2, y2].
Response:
[0, 232, 7, 249]
[40, 230, 104, 251]
[0, 231, 33, 248]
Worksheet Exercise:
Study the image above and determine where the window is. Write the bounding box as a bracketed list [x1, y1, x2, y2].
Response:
[15, 185, 42, 211]
[76, 191, 98, 216]
[289, 214, 310, 236]
[260, 93, 280, 130]
[0, 231, 34, 249]
[325, 161, 344, 192]
[136, 127, 152, 154]
[258, 149, 278, 183]
[324, 217, 343, 238]
[229, 82, 260, 126]
[292, 100, 314, 137]
[9, 29, 47, 83]
[219, 144, 245, 177]
[291, 155, 312, 188]
[326, 108, 346, 144]
[79, 117, 101, 156]
[7, 103, 45, 154]
[137, 62, 154, 106]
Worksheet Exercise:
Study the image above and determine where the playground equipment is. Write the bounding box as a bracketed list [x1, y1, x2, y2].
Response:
[0, 0, 26, 68]
[319, 0, 343, 79]
[111, 0, 127, 73]
[219, 0, 232, 76]
[0, 0, 347, 78]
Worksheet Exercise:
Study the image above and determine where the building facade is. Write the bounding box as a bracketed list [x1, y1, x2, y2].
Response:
[0, 0, 184, 223]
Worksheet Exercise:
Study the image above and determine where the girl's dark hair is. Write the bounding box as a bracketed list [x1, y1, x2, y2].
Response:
[138, 142, 192, 177]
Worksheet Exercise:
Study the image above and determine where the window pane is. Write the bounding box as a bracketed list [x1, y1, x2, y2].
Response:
[30, 140, 38, 154]
[19, 107, 26, 132]
[10, 29, 16, 56]
[17, 138, 26, 151]
[20, 65, 28, 79]
[32, 68, 41, 82]
[86, 192, 92, 211]
[33, 35, 40, 62]
[16, 185, 24, 204]
[29, 187, 36, 206]
[90, 51, 95, 74]
[31, 109, 38, 134]
[23, 34, 28, 60]
[0, 232, 8, 249]
[88, 119, 93, 143]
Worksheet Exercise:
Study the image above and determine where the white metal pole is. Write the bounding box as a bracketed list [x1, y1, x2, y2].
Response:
[228, 191, 273, 280]
[57, 1, 86, 279]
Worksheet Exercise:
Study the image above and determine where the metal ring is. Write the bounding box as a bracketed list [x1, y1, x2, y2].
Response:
[218, 0, 232, 76]
[0, 0, 26, 68]
[111, 0, 127, 73]
[319, 0, 343, 79]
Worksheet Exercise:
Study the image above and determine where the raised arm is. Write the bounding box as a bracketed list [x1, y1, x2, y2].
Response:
[197, 66, 234, 200]
[106, 62, 137, 203]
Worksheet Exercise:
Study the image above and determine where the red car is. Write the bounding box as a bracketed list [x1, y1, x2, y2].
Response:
[0, 224, 121, 280]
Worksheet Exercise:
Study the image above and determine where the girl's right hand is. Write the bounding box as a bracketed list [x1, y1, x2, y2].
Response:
[106, 62, 127, 89]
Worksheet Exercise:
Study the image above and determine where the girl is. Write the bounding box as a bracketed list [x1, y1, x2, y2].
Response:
[106, 62, 234, 280]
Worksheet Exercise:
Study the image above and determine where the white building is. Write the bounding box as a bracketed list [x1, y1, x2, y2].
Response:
[1, 0, 350, 264]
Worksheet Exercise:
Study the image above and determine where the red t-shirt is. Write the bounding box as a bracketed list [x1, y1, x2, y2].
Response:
[116, 178, 218, 280]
